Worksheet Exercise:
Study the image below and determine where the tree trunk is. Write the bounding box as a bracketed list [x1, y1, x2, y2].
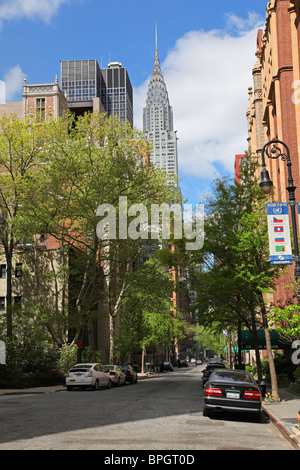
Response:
[264, 327, 279, 398]
[109, 312, 114, 364]
[141, 344, 145, 374]
[260, 294, 279, 399]
[5, 247, 13, 338]
[87, 319, 96, 362]
[251, 325, 263, 383]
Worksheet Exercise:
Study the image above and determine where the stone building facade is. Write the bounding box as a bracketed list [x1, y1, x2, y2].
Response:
[247, 0, 300, 305]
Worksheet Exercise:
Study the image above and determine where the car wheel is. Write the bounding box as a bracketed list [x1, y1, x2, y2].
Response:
[107, 379, 112, 389]
[94, 379, 100, 391]
[203, 406, 211, 417]
[254, 411, 262, 422]
[117, 378, 121, 387]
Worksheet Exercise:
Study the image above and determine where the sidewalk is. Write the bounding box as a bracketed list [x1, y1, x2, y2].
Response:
[262, 386, 300, 450]
[0, 371, 155, 396]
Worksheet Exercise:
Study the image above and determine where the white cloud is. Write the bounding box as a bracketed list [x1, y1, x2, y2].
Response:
[2, 65, 25, 101]
[0, 80, 5, 103]
[134, 15, 263, 182]
[0, 0, 69, 25]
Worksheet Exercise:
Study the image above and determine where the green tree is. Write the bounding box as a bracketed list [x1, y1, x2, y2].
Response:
[115, 257, 178, 365]
[189, 155, 283, 394]
[24, 111, 176, 361]
[268, 305, 300, 343]
[0, 114, 49, 337]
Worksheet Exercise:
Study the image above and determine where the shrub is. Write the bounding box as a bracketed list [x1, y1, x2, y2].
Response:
[263, 354, 297, 382]
[57, 344, 102, 374]
[57, 343, 78, 375]
[294, 367, 300, 383]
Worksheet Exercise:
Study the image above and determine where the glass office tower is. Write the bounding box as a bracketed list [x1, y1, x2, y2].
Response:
[100, 62, 133, 127]
[60, 59, 101, 101]
[60, 59, 133, 127]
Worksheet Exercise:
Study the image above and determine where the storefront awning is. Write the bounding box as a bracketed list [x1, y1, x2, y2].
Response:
[241, 329, 292, 350]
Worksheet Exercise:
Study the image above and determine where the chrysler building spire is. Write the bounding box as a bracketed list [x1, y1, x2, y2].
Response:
[143, 27, 178, 184]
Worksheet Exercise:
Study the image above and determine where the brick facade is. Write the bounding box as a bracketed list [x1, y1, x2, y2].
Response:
[247, 0, 300, 305]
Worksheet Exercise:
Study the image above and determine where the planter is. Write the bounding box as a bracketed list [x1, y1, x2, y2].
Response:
[263, 399, 282, 405]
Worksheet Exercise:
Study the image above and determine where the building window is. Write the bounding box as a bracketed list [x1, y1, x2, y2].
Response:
[36, 98, 46, 121]
[0, 265, 6, 279]
[0, 297, 5, 311]
[15, 263, 22, 278]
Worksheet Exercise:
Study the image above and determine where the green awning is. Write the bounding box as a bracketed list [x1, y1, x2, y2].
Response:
[241, 329, 292, 350]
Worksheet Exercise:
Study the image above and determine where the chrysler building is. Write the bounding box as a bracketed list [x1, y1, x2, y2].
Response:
[143, 32, 178, 186]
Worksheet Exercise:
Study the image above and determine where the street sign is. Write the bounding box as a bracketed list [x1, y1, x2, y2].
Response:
[267, 203, 293, 265]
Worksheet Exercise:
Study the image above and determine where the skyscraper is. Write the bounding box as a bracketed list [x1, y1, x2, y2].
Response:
[100, 62, 133, 128]
[143, 33, 178, 184]
[60, 59, 101, 101]
[60, 59, 133, 126]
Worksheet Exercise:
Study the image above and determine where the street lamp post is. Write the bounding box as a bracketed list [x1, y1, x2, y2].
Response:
[259, 139, 300, 303]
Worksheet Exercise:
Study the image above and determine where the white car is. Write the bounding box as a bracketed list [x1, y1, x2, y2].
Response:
[104, 365, 127, 386]
[66, 363, 112, 391]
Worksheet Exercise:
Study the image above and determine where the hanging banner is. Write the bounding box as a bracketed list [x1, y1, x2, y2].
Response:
[267, 203, 293, 265]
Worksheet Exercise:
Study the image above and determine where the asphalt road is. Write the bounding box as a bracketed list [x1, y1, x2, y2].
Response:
[0, 365, 295, 451]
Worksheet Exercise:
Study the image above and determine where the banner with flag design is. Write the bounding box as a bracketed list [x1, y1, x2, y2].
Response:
[267, 203, 293, 265]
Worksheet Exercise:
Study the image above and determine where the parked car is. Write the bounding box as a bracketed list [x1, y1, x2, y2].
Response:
[104, 365, 126, 387]
[179, 359, 189, 367]
[202, 362, 226, 387]
[66, 363, 111, 391]
[162, 361, 174, 371]
[122, 364, 138, 384]
[208, 357, 224, 364]
[203, 369, 262, 419]
[196, 359, 202, 365]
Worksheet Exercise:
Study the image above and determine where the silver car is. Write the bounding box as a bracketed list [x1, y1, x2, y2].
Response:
[66, 363, 112, 391]
[104, 365, 127, 386]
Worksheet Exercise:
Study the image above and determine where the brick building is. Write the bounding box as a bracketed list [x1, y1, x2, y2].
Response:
[247, 0, 300, 305]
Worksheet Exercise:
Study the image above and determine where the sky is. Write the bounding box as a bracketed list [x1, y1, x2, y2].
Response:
[0, 0, 268, 207]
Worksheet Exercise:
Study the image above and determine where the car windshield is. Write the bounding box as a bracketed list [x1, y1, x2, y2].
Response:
[210, 371, 255, 384]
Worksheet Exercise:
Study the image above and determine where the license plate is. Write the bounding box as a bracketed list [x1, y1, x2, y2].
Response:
[226, 391, 240, 399]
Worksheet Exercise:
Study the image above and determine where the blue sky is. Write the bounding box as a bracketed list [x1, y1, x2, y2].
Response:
[0, 0, 268, 207]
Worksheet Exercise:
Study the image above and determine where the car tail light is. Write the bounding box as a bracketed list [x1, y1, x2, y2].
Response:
[244, 390, 261, 400]
[88, 371, 93, 377]
[205, 387, 223, 396]
[203, 372, 210, 377]
[110, 371, 116, 375]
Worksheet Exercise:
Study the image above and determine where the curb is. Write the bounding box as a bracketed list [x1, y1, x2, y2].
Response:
[262, 406, 300, 450]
